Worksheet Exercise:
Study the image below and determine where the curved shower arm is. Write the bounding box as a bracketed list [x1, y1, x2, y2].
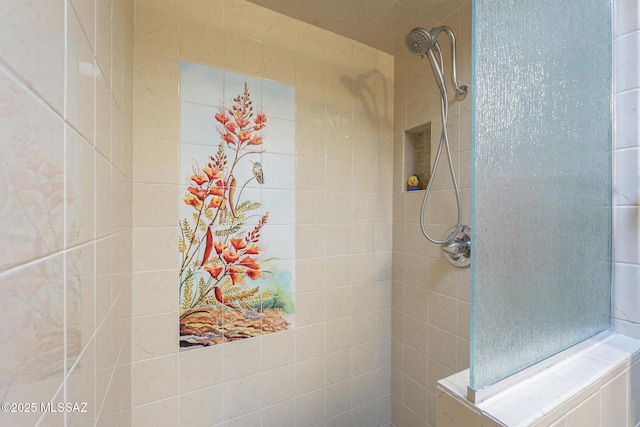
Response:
[440, 26, 469, 99]
[426, 43, 447, 96]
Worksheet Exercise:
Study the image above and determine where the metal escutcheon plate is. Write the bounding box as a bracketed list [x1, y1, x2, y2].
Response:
[442, 225, 471, 268]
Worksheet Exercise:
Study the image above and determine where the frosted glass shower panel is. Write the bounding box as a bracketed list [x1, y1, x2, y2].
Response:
[470, 0, 612, 390]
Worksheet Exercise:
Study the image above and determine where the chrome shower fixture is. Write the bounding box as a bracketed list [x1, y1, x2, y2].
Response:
[442, 225, 471, 268]
[405, 26, 471, 268]
[405, 26, 468, 99]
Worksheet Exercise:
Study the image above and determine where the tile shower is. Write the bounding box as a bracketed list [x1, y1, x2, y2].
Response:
[131, 1, 393, 426]
[392, 4, 472, 426]
[0, 1, 637, 427]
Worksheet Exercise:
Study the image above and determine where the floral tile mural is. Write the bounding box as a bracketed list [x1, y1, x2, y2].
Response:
[179, 61, 295, 348]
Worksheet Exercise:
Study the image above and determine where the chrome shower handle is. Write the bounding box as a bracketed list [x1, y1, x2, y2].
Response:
[442, 237, 469, 255]
[442, 225, 471, 268]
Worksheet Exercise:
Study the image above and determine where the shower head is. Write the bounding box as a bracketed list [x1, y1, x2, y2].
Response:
[405, 27, 435, 56]
[405, 27, 447, 96]
[404, 26, 469, 100]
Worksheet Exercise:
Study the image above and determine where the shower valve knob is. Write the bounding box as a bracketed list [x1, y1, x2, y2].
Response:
[442, 238, 469, 254]
[441, 225, 471, 268]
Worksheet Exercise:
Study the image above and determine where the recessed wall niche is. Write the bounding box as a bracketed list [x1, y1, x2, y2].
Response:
[403, 122, 431, 191]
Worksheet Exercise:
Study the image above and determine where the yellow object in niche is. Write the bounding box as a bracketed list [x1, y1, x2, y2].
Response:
[407, 174, 420, 191]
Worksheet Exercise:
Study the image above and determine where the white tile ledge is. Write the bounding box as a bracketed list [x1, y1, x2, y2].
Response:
[438, 331, 640, 427]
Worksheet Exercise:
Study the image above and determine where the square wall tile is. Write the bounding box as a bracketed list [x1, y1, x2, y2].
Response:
[133, 93, 180, 141]
[180, 384, 223, 427]
[132, 226, 179, 272]
[600, 372, 627, 427]
[261, 399, 296, 427]
[131, 355, 179, 406]
[223, 374, 262, 420]
[296, 389, 326, 426]
[223, 337, 263, 381]
[134, 5, 180, 56]
[0, 1, 65, 113]
[132, 313, 179, 361]
[262, 365, 296, 407]
[131, 398, 179, 427]
[436, 389, 481, 427]
[565, 391, 601, 427]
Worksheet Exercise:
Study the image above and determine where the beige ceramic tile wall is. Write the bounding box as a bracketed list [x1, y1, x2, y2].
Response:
[131, 0, 393, 425]
[0, 0, 134, 426]
[391, 3, 472, 427]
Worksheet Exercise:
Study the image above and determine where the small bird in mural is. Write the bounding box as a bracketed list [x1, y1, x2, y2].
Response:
[252, 161, 264, 184]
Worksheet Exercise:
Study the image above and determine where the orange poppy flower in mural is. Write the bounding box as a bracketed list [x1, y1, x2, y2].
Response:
[208, 186, 225, 197]
[215, 111, 230, 124]
[228, 265, 244, 284]
[204, 265, 224, 279]
[234, 115, 250, 129]
[183, 195, 202, 209]
[244, 244, 260, 255]
[208, 196, 224, 209]
[245, 269, 262, 280]
[224, 122, 237, 133]
[239, 256, 260, 270]
[254, 113, 267, 130]
[223, 132, 236, 145]
[230, 237, 246, 251]
[223, 250, 240, 264]
[213, 242, 226, 254]
[190, 174, 208, 185]
[237, 130, 251, 143]
[187, 186, 208, 201]
[202, 166, 222, 180]
[248, 135, 263, 145]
